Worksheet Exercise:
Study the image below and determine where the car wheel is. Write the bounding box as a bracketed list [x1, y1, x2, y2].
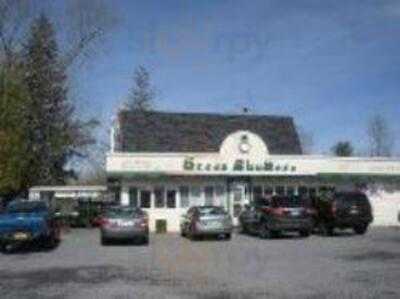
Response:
[299, 230, 310, 237]
[180, 228, 186, 237]
[240, 224, 248, 234]
[353, 225, 368, 235]
[101, 236, 109, 246]
[225, 233, 232, 240]
[258, 223, 271, 239]
[44, 236, 58, 249]
[142, 236, 149, 245]
[2, 243, 15, 253]
[188, 226, 198, 241]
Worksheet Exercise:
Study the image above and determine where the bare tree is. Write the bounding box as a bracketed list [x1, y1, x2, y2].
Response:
[126, 66, 156, 111]
[297, 126, 314, 155]
[367, 113, 393, 157]
[0, 0, 117, 68]
[0, 0, 34, 65]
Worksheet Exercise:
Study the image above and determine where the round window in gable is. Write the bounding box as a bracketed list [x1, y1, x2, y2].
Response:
[239, 134, 251, 153]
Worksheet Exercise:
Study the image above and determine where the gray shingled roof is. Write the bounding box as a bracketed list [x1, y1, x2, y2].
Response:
[116, 110, 303, 155]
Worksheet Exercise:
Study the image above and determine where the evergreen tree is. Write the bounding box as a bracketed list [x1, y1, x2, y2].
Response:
[126, 66, 155, 111]
[0, 65, 32, 199]
[331, 141, 354, 157]
[23, 14, 95, 185]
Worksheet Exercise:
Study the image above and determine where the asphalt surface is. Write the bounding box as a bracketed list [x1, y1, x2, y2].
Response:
[1, 227, 400, 299]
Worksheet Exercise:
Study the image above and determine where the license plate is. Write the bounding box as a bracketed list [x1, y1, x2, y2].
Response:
[350, 209, 358, 214]
[207, 221, 222, 228]
[120, 221, 134, 227]
[13, 232, 29, 241]
[291, 211, 300, 217]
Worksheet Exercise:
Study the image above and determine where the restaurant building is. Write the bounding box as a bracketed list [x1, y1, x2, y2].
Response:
[106, 110, 400, 232]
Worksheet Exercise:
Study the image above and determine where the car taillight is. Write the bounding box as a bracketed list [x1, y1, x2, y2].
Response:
[100, 218, 110, 227]
[262, 207, 272, 213]
[272, 208, 286, 216]
[140, 216, 148, 228]
[306, 208, 316, 215]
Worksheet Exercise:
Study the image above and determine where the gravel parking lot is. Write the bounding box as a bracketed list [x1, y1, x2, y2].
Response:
[1, 227, 400, 299]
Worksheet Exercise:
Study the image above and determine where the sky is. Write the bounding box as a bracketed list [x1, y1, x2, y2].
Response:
[71, 0, 400, 155]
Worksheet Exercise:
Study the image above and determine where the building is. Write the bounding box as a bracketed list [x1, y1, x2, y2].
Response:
[29, 185, 109, 213]
[106, 110, 400, 232]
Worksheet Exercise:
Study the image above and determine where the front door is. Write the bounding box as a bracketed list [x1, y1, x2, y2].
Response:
[230, 183, 250, 226]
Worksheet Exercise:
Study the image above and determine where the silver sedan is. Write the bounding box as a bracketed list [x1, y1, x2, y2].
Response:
[100, 206, 149, 245]
[180, 206, 233, 240]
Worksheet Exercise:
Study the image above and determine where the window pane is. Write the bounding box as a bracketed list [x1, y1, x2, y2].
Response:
[190, 186, 201, 206]
[204, 186, 214, 205]
[215, 185, 225, 197]
[264, 186, 273, 195]
[287, 186, 295, 196]
[309, 187, 317, 197]
[215, 185, 225, 206]
[253, 186, 263, 202]
[110, 186, 121, 203]
[140, 190, 151, 208]
[154, 187, 165, 208]
[129, 188, 138, 207]
[276, 186, 285, 195]
[298, 186, 308, 196]
[167, 190, 176, 208]
[180, 186, 190, 208]
[191, 186, 201, 198]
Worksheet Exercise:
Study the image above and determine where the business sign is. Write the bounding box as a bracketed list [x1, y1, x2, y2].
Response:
[183, 157, 297, 173]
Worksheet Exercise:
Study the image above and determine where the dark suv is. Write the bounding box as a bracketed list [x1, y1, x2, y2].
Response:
[313, 192, 373, 236]
[239, 195, 313, 239]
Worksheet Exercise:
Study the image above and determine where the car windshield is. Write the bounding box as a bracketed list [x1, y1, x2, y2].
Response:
[198, 207, 226, 215]
[271, 196, 308, 208]
[6, 201, 48, 213]
[337, 193, 369, 206]
[105, 207, 143, 218]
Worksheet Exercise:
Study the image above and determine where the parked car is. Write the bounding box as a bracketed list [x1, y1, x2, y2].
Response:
[0, 200, 60, 252]
[313, 191, 373, 236]
[100, 206, 149, 245]
[180, 206, 233, 240]
[239, 195, 313, 238]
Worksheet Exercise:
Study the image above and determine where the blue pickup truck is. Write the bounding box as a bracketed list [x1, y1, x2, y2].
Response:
[0, 200, 60, 252]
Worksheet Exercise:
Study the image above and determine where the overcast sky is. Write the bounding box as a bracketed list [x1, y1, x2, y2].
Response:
[73, 0, 400, 155]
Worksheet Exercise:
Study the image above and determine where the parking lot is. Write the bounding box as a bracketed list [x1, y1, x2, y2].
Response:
[1, 227, 400, 299]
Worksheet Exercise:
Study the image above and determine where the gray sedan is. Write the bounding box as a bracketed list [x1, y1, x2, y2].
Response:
[180, 206, 233, 240]
[100, 206, 149, 245]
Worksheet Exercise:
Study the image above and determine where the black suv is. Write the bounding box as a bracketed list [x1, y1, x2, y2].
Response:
[313, 192, 373, 236]
[239, 195, 313, 239]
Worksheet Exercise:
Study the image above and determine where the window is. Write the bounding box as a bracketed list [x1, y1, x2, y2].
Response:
[204, 186, 214, 205]
[129, 187, 138, 207]
[154, 187, 165, 208]
[298, 186, 308, 196]
[264, 186, 273, 196]
[287, 186, 295, 196]
[180, 186, 190, 208]
[110, 186, 121, 203]
[190, 186, 201, 206]
[140, 190, 151, 208]
[233, 187, 242, 202]
[215, 185, 225, 206]
[215, 185, 225, 197]
[309, 187, 317, 198]
[319, 186, 327, 194]
[276, 186, 285, 196]
[253, 186, 263, 202]
[167, 190, 176, 208]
